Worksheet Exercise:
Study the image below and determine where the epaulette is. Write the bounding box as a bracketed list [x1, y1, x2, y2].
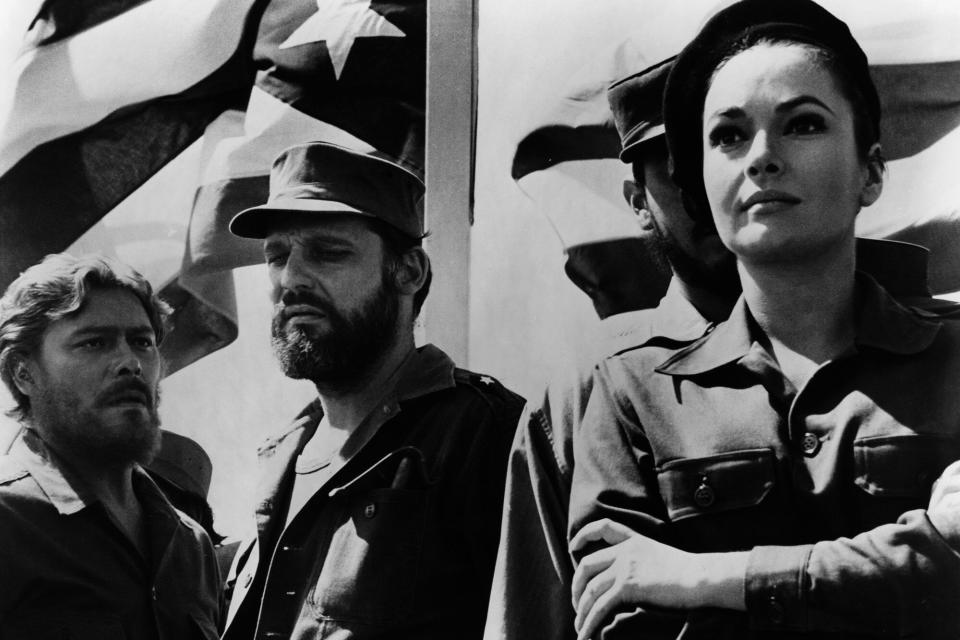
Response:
[453, 369, 523, 406]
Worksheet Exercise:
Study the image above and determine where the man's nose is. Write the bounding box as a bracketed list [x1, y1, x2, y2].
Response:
[113, 343, 142, 377]
[278, 248, 314, 293]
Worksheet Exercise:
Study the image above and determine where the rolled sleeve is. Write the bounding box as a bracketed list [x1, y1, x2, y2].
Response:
[746, 510, 960, 636]
[745, 544, 813, 630]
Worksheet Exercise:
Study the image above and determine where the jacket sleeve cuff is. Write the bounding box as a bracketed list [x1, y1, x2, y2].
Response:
[745, 544, 813, 631]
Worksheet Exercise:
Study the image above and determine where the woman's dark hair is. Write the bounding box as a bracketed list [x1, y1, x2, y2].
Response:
[711, 33, 883, 166]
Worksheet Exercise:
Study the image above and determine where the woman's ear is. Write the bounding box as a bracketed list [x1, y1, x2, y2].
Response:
[623, 180, 655, 232]
[860, 143, 884, 208]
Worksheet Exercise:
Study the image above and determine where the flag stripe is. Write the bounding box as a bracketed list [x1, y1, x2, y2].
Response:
[0, 0, 259, 175]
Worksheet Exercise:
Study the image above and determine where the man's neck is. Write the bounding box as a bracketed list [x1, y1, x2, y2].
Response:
[674, 276, 738, 325]
[315, 332, 417, 433]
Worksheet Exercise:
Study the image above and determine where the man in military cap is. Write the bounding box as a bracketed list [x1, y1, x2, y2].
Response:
[484, 55, 740, 640]
[0, 253, 221, 639]
[222, 142, 524, 640]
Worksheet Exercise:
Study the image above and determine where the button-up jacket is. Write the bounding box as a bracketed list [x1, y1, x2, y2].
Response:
[0, 431, 222, 640]
[484, 280, 710, 640]
[222, 345, 523, 640]
[570, 274, 960, 639]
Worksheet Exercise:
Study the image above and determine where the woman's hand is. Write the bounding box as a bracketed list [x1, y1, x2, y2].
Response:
[570, 519, 748, 640]
[929, 460, 960, 550]
[570, 519, 694, 640]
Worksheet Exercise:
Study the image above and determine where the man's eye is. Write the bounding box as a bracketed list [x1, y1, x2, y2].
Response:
[131, 336, 157, 350]
[265, 252, 288, 267]
[78, 338, 105, 349]
[708, 125, 745, 149]
[786, 114, 826, 135]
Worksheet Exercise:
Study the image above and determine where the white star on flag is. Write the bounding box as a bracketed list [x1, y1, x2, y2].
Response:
[280, 0, 405, 80]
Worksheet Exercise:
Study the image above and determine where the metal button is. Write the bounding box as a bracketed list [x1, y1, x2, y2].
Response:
[693, 477, 715, 508]
[364, 502, 377, 518]
[243, 573, 254, 588]
[801, 432, 821, 456]
[382, 404, 391, 414]
[151, 586, 159, 601]
[768, 596, 785, 624]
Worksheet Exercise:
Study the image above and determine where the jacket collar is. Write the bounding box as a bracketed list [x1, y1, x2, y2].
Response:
[257, 343, 456, 456]
[601, 278, 711, 356]
[13, 429, 91, 515]
[252, 344, 457, 538]
[12, 430, 182, 563]
[658, 271, 942, 377]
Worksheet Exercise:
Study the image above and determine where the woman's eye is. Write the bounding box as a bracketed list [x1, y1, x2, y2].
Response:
[786, 114, 826, 135]
[708, 125, 745, 149]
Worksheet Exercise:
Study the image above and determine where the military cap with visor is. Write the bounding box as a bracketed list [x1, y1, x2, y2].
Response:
[229, 141, 425, 240]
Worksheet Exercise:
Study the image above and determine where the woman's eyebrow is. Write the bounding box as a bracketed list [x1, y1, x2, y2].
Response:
[776, 95, 834, 115]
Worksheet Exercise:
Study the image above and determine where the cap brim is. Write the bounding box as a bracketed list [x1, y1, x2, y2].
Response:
[229, 198, 370, 239]
[618, 124, 666, 163]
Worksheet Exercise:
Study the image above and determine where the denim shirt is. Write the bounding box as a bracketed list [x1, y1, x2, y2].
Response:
[0, 431, 222, 640]
[222, 344, 524, 640]
[570, 274, 960, 639]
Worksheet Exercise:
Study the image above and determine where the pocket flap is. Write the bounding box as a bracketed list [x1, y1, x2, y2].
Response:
[657, 448, 776, 521]
[854, 434, 960, 497]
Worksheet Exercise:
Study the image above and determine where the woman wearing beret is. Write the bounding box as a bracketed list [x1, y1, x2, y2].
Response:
[568, 1, 960, 638]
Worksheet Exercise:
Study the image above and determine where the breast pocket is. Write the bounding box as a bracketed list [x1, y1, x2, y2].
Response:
[656, 448, 780, 549]
[854, 434, 960, 524]
[310, 448, 432, 625]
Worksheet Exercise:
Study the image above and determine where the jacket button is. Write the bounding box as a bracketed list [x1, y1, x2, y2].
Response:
[364, 502, 377, 518]
[151, 586, 159, 601]
[801, 432, 821, 456]
[693, 478, 715, 508]
[768, 596, 785, 624]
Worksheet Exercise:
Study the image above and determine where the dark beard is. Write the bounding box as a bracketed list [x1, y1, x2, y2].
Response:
[32, 382, 162, 468]
[650, 222, 741, 300]
[271, 272, 400, 390]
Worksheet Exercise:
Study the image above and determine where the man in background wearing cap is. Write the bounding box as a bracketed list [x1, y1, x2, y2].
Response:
[484, 56, 740, 640]
[0, 253, 221, 639]
[222, 141, 524, 640]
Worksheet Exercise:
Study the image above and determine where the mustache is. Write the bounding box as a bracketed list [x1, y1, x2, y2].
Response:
[98, 378, 155, 408]
[274, 291, 335, 322]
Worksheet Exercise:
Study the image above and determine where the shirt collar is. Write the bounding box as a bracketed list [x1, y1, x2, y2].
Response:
[600, 278, 711, 356]
[260, 344, 457, 454]
[658, 271, 941, 377]
[12, 429, 91, 515]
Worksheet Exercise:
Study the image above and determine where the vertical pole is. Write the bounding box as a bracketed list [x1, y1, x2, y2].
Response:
[422, 0, 476, 365]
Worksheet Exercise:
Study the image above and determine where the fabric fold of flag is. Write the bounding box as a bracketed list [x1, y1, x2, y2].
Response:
[0, 0, 264, 289]
[511, 3, 960, 296]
